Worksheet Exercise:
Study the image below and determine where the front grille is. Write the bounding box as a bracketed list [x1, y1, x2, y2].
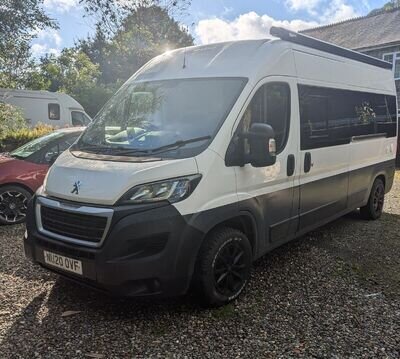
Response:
[41, 206, 108, 243]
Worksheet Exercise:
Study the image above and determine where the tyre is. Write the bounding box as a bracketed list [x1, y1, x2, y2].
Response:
[0, 185, 32, 225]
[194, 227, 252, 307]
[360, 178, 385, 220]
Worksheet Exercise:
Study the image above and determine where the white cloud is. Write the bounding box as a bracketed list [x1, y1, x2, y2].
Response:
[196, 12, 319, 44]
[286, 0, 321, 13]
[31, 29, 63, 57]
[43, 0, 78, 13]
[287, 0, 359, 23]
[32, 44, 60, 57]
[321, 0, 359, 23]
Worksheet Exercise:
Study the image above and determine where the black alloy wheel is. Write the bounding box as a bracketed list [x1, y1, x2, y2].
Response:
[0, 186, 31, 225]
[194, 227, 252, 307]
[360, 178, 385, 220]
[213, 239, 248, 298]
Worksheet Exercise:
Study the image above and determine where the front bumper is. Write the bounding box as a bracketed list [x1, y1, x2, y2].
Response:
[24, 195, 204, 297]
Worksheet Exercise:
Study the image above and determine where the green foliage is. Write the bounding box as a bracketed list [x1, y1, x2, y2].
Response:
[0, 0, 57, 89]
[50, 4, 194, 116]
[80, 6, 194, 86]
[34, 49, 106, 117]
[0, 0, 56, 38]
[0, 123, 54, 152]
[369, 1, 400, 15]
[73, 83, 117, 118]
[0, 2, 194, 118]
[0, 102, 27, 140]
[79, 0, 191, 35]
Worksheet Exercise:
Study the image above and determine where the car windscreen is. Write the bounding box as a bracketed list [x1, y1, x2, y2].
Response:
[11, 132, 65, 159]
[76, 77, 247, 159]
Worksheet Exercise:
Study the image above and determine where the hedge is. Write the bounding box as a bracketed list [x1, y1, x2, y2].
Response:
[0, 124, 54, 152]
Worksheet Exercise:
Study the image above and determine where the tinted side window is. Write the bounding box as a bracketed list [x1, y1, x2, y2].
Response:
[380, 95, 397, 137]
[299, 85, 397, 150]
[240, 82, 290, 153]
[299, 86, 330, 150]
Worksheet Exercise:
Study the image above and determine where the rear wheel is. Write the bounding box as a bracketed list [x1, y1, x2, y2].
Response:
[0, 186, 32, 225]
[193, 227, 252, 307]
[360, 178, 385, 220]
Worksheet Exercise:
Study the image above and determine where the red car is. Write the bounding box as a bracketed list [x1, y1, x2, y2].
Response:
[0, 128, 83, 224]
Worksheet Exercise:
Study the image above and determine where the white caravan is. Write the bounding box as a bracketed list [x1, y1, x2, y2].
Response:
[0, 89, 91, 127]
[24, 28, 397, 306]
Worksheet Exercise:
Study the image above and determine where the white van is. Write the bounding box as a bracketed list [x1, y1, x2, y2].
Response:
[23, 28, 398, 306]
[0, 89, 91, 127]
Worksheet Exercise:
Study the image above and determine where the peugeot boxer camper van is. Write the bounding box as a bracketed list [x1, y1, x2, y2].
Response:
[23, 28, 398, 306]
[0, 89, 91, 127]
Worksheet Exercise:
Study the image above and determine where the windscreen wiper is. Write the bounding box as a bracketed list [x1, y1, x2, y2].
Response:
[115, 136, 211, 156]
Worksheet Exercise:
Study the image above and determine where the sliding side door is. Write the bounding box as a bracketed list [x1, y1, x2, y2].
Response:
[297, 84, 350, 233]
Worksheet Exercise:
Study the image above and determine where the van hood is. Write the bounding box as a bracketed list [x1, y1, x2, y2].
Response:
[44, 150, 199, 205]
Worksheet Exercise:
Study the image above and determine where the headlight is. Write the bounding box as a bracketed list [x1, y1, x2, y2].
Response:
[118, 175, 202, 204]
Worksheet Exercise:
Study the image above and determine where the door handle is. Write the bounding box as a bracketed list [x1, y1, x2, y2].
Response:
[287, 154, 295, 177]
[304, 152, 312, 173]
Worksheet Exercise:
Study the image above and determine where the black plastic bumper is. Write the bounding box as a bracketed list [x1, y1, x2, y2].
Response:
[23, 195, 204, 297]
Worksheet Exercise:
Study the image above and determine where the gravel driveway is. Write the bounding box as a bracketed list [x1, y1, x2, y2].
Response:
[1, 173, 400, 358]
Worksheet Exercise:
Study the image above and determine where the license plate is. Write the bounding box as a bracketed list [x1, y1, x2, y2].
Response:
[43, 250, 83, 275]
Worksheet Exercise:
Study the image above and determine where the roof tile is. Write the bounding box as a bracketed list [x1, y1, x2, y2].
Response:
[301, 8, 400, 50]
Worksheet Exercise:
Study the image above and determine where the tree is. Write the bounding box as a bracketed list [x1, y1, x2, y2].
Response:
[79, 5, 194, 85]
[36, 49, 105, 117]
[0, 0, 56, 38]
[369, 1, 400, 15]
[79, 0, 191, 34]
[0, 0, 57, 89]
[0, 103, 27, 140]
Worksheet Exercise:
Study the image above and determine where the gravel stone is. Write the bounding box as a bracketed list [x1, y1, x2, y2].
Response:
[1, 172, 400, 358]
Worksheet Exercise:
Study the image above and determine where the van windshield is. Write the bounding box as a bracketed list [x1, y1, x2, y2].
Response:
[76, 78, 247, 158]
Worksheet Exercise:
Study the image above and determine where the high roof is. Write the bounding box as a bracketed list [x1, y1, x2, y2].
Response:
[301, 7, 400, 51]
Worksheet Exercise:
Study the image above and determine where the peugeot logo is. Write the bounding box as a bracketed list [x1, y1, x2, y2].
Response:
[71, 181, 81, 195]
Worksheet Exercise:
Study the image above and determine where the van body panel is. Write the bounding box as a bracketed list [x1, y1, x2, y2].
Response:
[292, 47, 396, 94]
[297, 142, 350, 232]
[44, 150, 198, 206]
[23, 38, 398, 299]
[0, 88, 90, 127]
[173, 149, 237, 215]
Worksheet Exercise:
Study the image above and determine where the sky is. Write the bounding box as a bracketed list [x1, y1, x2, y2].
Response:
[32, 0, 389, 57]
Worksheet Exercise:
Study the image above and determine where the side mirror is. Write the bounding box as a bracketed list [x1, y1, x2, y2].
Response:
[225, 123, 277, 167]
[246, 123, 277, 167]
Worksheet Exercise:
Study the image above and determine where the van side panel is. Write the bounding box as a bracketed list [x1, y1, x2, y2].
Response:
[292, 48, 394, 93]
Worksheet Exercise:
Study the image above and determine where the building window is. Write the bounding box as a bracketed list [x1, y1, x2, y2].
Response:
[383, 52, 400, 80]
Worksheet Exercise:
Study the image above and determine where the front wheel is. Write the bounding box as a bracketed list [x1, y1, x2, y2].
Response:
[193, 227, 252, 307]
[0, 185, 32, 225]
[360, 178, 385, 220]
